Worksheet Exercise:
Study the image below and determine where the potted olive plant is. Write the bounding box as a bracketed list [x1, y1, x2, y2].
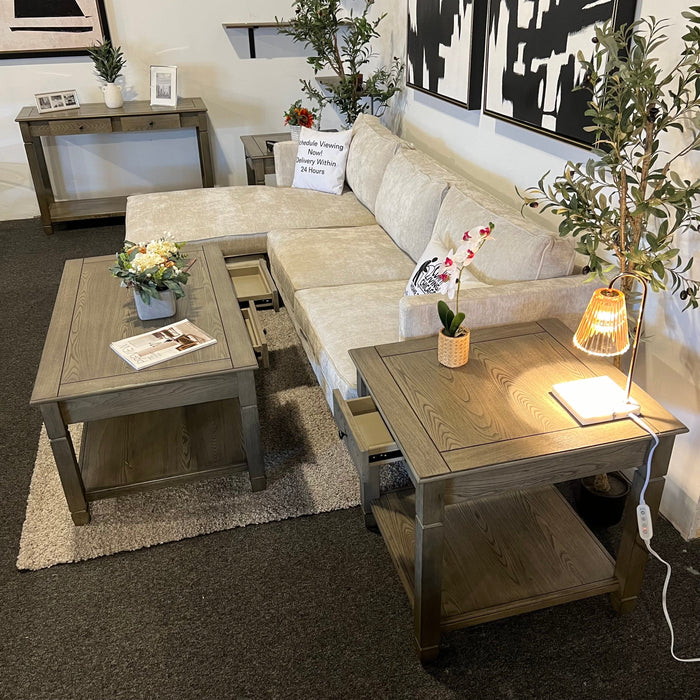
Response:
[277, 0, 403, 126]
[520, 9, 700, 520]
[87, 39, 126, 108]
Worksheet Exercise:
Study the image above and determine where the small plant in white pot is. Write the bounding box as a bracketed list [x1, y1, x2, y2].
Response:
[88, 39, 126, 108]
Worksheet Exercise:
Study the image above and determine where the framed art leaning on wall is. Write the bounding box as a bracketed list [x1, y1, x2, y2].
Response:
[406, 0, 488, 109]
[0, 0, 111, 58]
[483, 0, 636, 147]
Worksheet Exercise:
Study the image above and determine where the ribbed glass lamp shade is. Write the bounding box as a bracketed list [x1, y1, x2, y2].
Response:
[573, 287, 629, 357]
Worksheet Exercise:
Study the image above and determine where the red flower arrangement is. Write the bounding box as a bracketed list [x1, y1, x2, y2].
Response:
[283, 99, 316, 128]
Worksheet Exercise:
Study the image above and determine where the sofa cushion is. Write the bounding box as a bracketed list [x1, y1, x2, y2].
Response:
[268, 225, 415, 312]
[346, 114, 410, 213]
[294, 279, 408, 403]
[374, 149, 450, 262]
[432, 185, 576, 284]
[292, 127, 353, 195]
[126, 185, 375, 257]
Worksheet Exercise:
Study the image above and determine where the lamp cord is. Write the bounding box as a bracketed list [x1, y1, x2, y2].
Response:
[627, 412, 700, 663]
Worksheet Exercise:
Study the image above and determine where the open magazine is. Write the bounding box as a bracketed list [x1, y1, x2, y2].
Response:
[111, 319, 217, 370]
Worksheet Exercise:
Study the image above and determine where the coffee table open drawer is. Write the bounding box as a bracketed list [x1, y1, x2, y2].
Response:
[333, 390, 403, 526]
[225, 257, 279, 311]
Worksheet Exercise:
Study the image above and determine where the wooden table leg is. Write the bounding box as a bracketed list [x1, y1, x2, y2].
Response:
[239, 372, 266, 491]
[195, 117, 215, 188]
[20, 125, 55, 235]
[414, 481, 445, 663]
[611, 436, 675, 613]
[40, 403, 90, 525]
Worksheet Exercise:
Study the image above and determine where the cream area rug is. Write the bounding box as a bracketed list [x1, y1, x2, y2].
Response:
[17, 308, 407, 571]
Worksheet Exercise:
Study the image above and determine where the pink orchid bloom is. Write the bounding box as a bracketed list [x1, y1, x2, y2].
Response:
[462, 230, 471, 240]
[467, 249, 475, 259]
[439, 272, 450, 282]
[479, 226, 491, 236]
[444, 256, 454, 267]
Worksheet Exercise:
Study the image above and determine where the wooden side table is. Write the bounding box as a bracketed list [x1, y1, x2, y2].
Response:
[16, 97, 215, 234]
[345, 320, 687, 662]
[240, 132, 290, 185]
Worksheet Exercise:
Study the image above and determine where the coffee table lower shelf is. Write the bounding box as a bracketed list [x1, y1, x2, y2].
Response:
[79, 398, 247, 499]
[372, 485, 619, 631]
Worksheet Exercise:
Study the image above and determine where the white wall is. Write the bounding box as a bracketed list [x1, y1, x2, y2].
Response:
[1, 0, 698, 536]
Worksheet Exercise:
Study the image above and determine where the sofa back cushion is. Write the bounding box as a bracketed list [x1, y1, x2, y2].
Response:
[345, 114, 410, 213]
[375, 149, 451, 262]
[432, 185, 576, 284]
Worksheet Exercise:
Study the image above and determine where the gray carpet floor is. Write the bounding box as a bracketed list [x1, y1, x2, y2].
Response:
[2, 217, 700, 699]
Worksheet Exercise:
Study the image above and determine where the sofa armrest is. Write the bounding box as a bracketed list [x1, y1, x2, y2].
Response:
[273, 141, 299, 187]
[399, 275, 598, 340]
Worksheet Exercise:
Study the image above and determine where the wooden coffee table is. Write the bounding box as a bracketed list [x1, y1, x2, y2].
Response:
[30, 244, 265, 525]
[348, 319, 687, 662]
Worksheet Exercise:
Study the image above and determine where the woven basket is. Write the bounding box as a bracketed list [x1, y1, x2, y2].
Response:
[437, 328, 470, 368]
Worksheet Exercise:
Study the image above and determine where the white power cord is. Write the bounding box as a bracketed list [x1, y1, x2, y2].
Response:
[627, 412, 700, 663]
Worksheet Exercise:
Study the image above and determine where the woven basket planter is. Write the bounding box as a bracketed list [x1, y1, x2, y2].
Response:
[437, 328, 470, 368]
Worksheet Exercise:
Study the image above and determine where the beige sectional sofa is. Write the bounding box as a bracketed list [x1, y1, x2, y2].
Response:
[126, 115, 595, 408]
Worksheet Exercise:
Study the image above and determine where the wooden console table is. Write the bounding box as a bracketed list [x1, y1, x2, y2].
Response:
[16, 97, 214, 234]
[240, 132, 290, 185]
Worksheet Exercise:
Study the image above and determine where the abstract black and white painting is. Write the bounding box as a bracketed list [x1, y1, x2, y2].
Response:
[484, 0, 636, 146]
[0, 0, 110, 58]
[407, 0, 488, 109]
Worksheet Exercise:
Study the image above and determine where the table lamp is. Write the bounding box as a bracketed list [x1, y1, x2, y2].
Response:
[552, 271, 648, 425]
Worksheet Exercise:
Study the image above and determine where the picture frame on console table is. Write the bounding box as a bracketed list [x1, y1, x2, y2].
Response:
[150, 65, 178, 107]
[35, 89, 79, 113]
[406, 0, 487, 109]
[483, 0, 637, 147]
[0, 0, 111, 59]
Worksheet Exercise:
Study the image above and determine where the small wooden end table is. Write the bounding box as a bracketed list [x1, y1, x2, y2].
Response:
[348, 320, 687, 662]
[30, 244, 265, 525]
[240, 132, 290, 185]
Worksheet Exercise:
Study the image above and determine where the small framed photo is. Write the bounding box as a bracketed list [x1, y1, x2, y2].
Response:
[150, 65, 178, 107]
[35, 90, 80, 114]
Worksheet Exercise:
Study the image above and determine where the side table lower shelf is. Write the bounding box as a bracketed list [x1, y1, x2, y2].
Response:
[372, 485, 618, 631]
[79, 398, 247, 499]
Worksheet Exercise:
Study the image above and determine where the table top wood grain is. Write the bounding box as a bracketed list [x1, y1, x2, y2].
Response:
[350, 319, 687, 483]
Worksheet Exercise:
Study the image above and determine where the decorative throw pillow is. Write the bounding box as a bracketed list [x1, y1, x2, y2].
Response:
[292, 127, 353, 195]
[404, 239, 449, 296]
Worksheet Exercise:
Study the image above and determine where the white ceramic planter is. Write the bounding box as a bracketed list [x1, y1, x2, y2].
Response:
[102, 83, 123, 109]
[289, 125, 301, 141]
[134, 289, 176, 321]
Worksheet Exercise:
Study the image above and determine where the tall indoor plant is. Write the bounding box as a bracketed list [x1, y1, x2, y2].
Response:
[277, 0, 403, 126]
[521, 10, 700, 503]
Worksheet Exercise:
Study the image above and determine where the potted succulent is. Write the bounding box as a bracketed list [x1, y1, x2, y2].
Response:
[277, 0, 403, 126]
[283, 99, 317, 140]
[520, 9, 700, 516]
[87, 39, 126, 108]
[110, 236, 192, 320]
[436, 224, 493, 368]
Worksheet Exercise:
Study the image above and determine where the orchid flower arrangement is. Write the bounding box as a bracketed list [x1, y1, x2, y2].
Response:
[110, 235, 192, 304]
[437, 223, 494, 337]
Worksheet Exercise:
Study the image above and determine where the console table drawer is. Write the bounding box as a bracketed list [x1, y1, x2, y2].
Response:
[48, 118, 112, 135]
[120, 114, 182, 131]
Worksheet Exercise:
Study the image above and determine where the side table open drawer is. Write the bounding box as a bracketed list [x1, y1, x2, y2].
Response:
[333, 389, 403, 526]
[241, 305, 269, 368]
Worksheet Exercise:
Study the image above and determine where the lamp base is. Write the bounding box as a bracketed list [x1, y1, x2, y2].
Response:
[552, 375, 640, 425]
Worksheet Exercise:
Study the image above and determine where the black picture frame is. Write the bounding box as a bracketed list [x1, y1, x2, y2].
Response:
[406, 0, 488, 110]
[0, 0, 111, 59]
[483, 0, 637, 147]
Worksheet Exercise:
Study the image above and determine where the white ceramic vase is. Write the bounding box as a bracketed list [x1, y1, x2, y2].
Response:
[133, 289, 176, 321]
[102, 83, 123, 109]
[289, 124, 301, 142]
